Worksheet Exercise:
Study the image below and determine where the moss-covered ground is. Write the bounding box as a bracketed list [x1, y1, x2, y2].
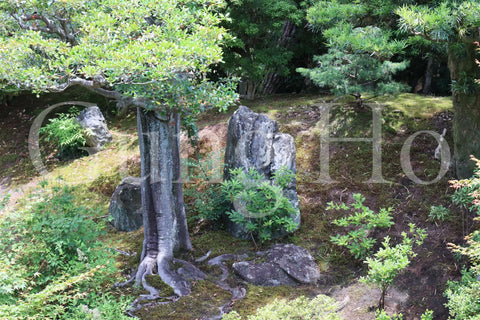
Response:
[0, 92, 467, 319]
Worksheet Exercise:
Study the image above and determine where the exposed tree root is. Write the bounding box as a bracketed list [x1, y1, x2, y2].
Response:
[135, 255, 160, 298]
[173, 258, 207, 280]
[195, 250, 212, 262]
[207, 253, 248, 318]
[127, 295, 179, 316]
[113, 267, 137, 288]
[121, 252, 249, 318]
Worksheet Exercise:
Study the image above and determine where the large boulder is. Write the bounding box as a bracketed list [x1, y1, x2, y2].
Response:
[232, 244, 320, 286]
[76, 106, 112, 151]
[223, 105, 300, 239]
[109, 177, 143, 231]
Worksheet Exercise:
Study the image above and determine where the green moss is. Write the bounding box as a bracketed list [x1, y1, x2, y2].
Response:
[134, 281, 231, 320]
[144, 275, 175, 296]
[375, 93, 452, 119]
[192, 230, 252, 256]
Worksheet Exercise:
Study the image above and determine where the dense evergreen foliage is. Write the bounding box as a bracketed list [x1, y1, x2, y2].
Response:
[397, 1, 480, 177]
[298, 0, 410, 105]
[221, 0, 321, 99]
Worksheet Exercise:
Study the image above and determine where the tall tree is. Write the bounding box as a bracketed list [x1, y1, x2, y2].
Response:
[397, 1, 480, 178]
[297, 0, 410, 107]
[221, 0, 312, 99]
[0, 0, 237, 296]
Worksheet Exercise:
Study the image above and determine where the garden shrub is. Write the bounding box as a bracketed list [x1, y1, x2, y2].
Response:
[222, 294, 341, 320]
[375, 309, 433, 320]
[444, 269, 480, 320]
[361, 224, 427, 310]
[450, 156, 480, 215]
[445, 230, 480, 320]
[328, 193, 394, 259]
[183, 149, 230, 224]
[222, 167, 299, 244]
[375, 310, 404, 320]
[444, 156, 480, 320]
[428, 205, 451, 222]
[40, 107, 90, 160]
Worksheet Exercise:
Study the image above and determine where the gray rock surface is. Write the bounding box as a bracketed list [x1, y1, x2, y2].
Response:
[232, 261, 298, 286]
[109, 177, 143, 231]
[223, 105, 300, 239]
[76, 106, 112, 150]
[232, 244, 320, 286]
[266, 244, 320, 284]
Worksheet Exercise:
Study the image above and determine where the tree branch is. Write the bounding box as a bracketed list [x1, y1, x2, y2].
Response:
[12, 12, 77, 45]
[410, 29, 448, 43]
[49, 77, 154, 113]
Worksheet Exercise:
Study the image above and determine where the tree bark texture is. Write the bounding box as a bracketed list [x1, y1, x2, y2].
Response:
[423, 57, 434, 95]
[448, 37, 480, 178]
[135, 108, 192, 297]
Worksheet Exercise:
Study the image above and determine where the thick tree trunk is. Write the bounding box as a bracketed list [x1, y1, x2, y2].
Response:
[423, 57, 434, 95]
[135, 108, 191, 297]
[239, 80, 257, 100]
[448, 38, 480, 178]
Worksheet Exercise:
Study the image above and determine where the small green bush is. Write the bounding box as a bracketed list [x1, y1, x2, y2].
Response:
[328, 193, 394, 259]
[445, 230, 480, 320]
[187, 183, 230, 222]
[222, 295, 341, 320]
[445, 158, 480, 320]
[376, 310, 403, 320]
[450, 156, 480, 215]
[222, 167, 299, 244]
[428, 205, 451, 222]
[444, 269, 480, 320]
[421, 309, 434, 320]
[375, 309, 433, 320]
[362, 224, 426, 310]
[40, 108, 90, 160]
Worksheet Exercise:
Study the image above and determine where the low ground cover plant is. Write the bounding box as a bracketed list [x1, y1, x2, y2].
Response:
[0, 181, 129, 319]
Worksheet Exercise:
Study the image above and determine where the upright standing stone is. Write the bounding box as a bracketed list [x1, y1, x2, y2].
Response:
[76, 106, 112, 151]
[223, 105, 300, 239]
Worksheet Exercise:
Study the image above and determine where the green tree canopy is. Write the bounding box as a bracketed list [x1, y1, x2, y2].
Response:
[221, 0, 313, 99]
[397, 0, 480, 178]
[297, 0, 410, 105]
[0, 0, 236, 116]
[0, 0, 238, 298]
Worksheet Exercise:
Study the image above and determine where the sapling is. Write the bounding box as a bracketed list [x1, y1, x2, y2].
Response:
[361, 223, 427, 310]
[328, 193, 394, 259]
